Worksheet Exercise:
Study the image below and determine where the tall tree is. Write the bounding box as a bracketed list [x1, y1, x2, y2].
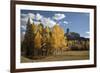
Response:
[22, 18, 35, 57]
[50, 24, 67, 55]
[34, 31, 42, 49]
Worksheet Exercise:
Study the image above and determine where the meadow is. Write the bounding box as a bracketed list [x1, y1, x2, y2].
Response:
[21, 51, 89, 63]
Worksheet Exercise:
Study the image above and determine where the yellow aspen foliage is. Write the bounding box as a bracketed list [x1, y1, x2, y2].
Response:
[50, 32, 59, 49]
[31, 24, 38, 34]
[38, 24, 43, 34]
[45, 27, 51, 42]
[50, 24, 67, 49]
[34, 31, 42, 49]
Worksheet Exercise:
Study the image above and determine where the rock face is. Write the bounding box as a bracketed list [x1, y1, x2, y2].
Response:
[64, 28, 89, 51]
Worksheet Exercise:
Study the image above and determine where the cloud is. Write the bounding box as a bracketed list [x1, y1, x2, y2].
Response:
[63, 21, 68, 24]
[48, 18, 57, 27]
[22, 13, 35, 20]
[84, 31, 90, 38]
[53, 13, 65, 21]
[35, 13, 43, 20]
[21, 13, 27, 18]
[21, 13, 36, 25]
[21, 17, 28, 25]
[34, 21, 41, 25]
[86, 31, 90, 34]
[21, 13, 57, 28]
[27, 13, 35, 19]
[41, 17, 56, 28]
[21, 14, 28, 24]
[21, 13, 43, 25]
[21, 25, 26, 30]
[21, 31, 26, 41]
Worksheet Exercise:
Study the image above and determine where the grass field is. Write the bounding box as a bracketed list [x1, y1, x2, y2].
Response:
[21, 51, 89, 63]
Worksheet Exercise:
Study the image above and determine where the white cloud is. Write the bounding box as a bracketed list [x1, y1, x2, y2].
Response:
[84, 31, 90, 38]
[53, 13, 65, 21]
[21, 13, 27, 18]
[63, 21, 68, 24]
[86, 31, 90, 34]
[21, 31, 26, 41]
[41, 18, 48, 27]
[21, 13, 57, 28]
[34, 21, 41, 25]
[48, 18, 56, 27]
[21, 16, 34, 25]
[21, 25, 26, 31]
[28, 13, 35, 19]
[21, 13, 35, 25]
[41, 17, 56, 28]
[21, 17, 28, 25]
[35, 13, 43, 20]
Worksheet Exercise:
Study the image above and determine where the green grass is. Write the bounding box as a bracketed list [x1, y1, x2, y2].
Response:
[21, 51, 89, 63]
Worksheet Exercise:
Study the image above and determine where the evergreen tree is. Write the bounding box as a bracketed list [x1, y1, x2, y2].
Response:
[22, 18, 35, 57]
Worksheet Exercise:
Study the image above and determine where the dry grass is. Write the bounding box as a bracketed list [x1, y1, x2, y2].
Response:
[21, 51, 89, 63]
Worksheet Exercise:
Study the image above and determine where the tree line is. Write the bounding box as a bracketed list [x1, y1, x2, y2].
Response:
[21, 18, 67, 58]
[21, 18, 89, 59]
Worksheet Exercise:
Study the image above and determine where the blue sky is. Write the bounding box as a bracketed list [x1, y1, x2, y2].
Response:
[21, 10, 90, 38]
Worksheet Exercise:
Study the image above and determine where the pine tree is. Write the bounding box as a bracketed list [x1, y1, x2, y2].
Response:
[22, 18, 35, 57]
